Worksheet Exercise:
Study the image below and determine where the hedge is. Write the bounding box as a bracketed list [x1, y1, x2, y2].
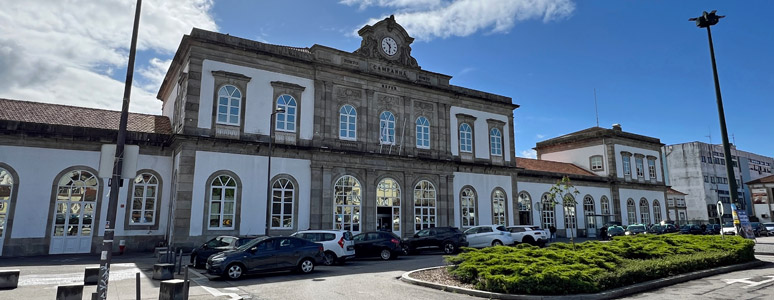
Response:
[445, 235, 754, 295]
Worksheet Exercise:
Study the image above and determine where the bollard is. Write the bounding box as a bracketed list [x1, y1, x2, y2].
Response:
[119, 239, 126, 255]
[158, 279, 186, 300]
[177, 248, 183, 274]
[152, 263, 175, 280]
[84, 267, 100, 285]
[0, 269, 20, 289]
[56, 283, 83, 300]
[136, 272, 141, 300]
[183, 266, 189, 300]
[154, 247, 168, 259]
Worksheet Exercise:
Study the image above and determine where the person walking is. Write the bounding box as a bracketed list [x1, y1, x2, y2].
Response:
[549, 225, 557, 242]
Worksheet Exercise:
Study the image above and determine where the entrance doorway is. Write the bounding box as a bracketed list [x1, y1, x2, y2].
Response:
[376, 178, 401, 237]
[50, 170, 98, 254]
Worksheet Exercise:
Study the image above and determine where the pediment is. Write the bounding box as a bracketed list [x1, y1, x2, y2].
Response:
[353, 15, 420, 69]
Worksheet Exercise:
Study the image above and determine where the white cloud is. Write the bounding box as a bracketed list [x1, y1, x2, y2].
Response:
[0, 0, 216, 114]
[519, 149, 537, 159]
[536, 134, 545, 139]
[345, 0, 574, 41]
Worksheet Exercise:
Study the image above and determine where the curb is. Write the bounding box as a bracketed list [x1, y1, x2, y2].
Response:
[400, 260, 767, 300]
[755, 252, 774, 256]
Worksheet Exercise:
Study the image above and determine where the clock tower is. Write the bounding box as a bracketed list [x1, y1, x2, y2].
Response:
[354, 15, 420, 69]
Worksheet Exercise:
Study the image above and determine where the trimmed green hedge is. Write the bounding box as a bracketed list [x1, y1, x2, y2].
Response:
[445, 235, 754, 295]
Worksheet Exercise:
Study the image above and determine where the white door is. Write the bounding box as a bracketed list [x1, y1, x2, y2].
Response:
[50, 170, 98, 254]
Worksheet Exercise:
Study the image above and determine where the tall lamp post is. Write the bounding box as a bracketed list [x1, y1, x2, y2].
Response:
[689, 11, 740, 212]
[264, 106, 285, 236]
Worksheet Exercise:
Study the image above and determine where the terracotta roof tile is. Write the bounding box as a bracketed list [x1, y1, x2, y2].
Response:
[747, 175, 774, 185]
[515, 158, 597, 177]
[0, 98, 172, 134]
[667, 188, 687, 195]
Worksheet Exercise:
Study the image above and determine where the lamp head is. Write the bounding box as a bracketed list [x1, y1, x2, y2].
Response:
[689, 10, 724, 28]
[275, 107, 285, 113]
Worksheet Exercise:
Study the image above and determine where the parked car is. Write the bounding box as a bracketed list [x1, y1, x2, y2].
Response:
[647, 225, 666, 235]
[751, 222, 769, 237]
[206, 236, 324, 280]
[352, 231, 404, 260]
[680, 224, 704, 235]
[607, 226, 625, 238]
[704, 224, 721, 235]
[721, 222, 737, 235]
[763, 223, 774, 236]
[291, 230, 355, 266]
[191, 236, 256, 268]
[506, 225, 548, 247]
[463, 225, 515, 248]
[404, 227, 468, 254]
[625, 224, 647, 236]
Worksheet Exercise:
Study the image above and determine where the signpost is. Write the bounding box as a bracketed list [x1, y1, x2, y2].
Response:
[717, 201, 724, 238]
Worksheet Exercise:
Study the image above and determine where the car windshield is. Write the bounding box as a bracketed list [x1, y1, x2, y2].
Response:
[628, 225, 645, 231]
[608, 226, 623, 233]
[236, 236, 269, 251]
[765, 223, 774, 227]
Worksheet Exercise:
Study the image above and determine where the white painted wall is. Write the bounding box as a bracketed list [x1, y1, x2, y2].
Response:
[198, 60, 315, 139]
[0, 146, 172, 239]
[161, 81, 178, 121]
[618, 188, 667, 225]
[754, 204, 771, 222]
[190, 151, 311, 236]
[614, 145, 663, 181]
[516, 181, 611, 230]
[452, 172, 512, 227]
[449, 107, 512, 161]
[540, 145, 607, 176]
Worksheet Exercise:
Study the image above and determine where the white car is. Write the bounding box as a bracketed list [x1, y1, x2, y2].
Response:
[291, 230, 355, 265]
[764, 223, 774, 236]
[506, 225, 549, 246]
[463, 225, 515, 248]
[721, 223, 737, 235]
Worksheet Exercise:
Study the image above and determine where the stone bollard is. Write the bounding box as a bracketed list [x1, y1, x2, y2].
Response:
[0, 269, 20, 289]
[159, 279, 186, 300]
[152, 263, 175, 280]
[154, 247, 168, 259]
[56, 283, 83, 300]
[84, 267, 100, 285]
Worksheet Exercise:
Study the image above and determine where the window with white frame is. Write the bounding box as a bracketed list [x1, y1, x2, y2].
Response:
[275, 94, 297, 132]
[460, 188, 476, 227]
[626, 198, 636, 224]
[459, 123, 473, 153]
[216, 85, 241, 126]
[635, 157, 644, 177]
[379, 111, 396, 145]
[541, 194, 555, 228]
[518, 192, 531, 225]
[652, 200, 662, 223]
[333, 175, 361, 232]
[414, 180, 436, 231]
[648, 159, 657, 179]
[415, 116, 430, 149]
[492, 189, 506, 226]
[271, 178, 294, 229]
[584, 195, 595, 230]
[209, 175, 237, 229]
[339, 105, 357, 140]
[564, 195, 576, 229]
[489, 128, 502, 156]
[0, 167, 15, 238]
[639, 198, 650, 224]
[601, 196, 610, 215]
[131, 173, 158, 225]
[623, 155, 631, 176]
[590, 155, 604, 171]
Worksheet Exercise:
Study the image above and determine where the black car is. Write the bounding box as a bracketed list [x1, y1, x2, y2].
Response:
[705, 224, 721, 235]
[607, 226, 625, 238]
[663, 224, 679, 234]
[206, 236, 324, 280]
[647, 225, 666, 234]
[625, 224, 647, 236]
[680, 225, 703, 235]
[352, 231, 404, 260]
[403, 227, 468, 254]
[751, 222, 769, 237]
[191, 236, 256, 268]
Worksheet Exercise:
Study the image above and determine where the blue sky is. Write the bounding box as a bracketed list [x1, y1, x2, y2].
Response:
[1, 0, 771, 158]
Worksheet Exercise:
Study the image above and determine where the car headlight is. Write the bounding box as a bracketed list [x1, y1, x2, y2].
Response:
[625, 232, 631, 235]
[210, 256, 226, 264]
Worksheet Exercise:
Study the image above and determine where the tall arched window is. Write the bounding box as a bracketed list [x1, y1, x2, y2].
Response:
[601, 196, 610, 215]
[583, 195, 595, 231]
[460, 187, 476, 227]
[339, 105, 357, 140]
[271, 177, 295, 229]
[626, 198, 636, 225]
[54, 170, 99, 237]
[489, 128, 502, 156]
[216, 85, 241, 126]
[334, 175, 361, 232]
[492, 189, 506, 226]
[209, 175, 237, 229]
[131, 173, 158, 225]
[376, 178, 401, 233]
[653, 200, 662, 224]
[416, 116, 430, 149]
[517, 192, 531, 225]
[564, 194, 576, 229]
[0, 167, 15, 241]
[541, 194, 555, 228]
[639, 198, 650, 224]
[459, 123, 473, 153]
[414, 180, 436, 231]
[379, 111, 396, 145]
[275, 94, 297, 132]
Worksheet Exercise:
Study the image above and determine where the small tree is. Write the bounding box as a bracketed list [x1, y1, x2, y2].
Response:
[547, 176, 580, 248]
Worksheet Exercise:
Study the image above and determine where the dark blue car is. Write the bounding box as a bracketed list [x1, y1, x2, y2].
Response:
[190, 236, 255, 268]
[206, 236, 324, 280]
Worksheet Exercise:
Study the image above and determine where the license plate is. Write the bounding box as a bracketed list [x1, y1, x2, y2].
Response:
[347, 246, 354, 251]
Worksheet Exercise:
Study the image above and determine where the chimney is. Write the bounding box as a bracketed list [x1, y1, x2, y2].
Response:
[612, 124, 622, 131]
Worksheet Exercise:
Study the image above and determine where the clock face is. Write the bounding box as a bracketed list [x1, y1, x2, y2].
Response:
[381, 37, 398, 56]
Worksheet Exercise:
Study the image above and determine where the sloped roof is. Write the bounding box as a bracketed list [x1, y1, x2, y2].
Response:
[516, 158, 597, 176]
[747, 175, 774, 185]
[667, 188, 687, 195]
[0, 98, 172, 134]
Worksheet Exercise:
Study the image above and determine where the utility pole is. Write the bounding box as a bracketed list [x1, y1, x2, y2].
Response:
[96, 1, 142, 299]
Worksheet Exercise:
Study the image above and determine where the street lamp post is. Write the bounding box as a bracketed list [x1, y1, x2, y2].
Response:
[689, 11, 740, 211]
[264, 106, 285, 236]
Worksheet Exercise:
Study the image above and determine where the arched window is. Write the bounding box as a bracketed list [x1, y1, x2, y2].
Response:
[271, 177, 295, 229]
[584, 195, 595, 230]
[460, 187, 476, 227]
[653, 200, 662, 224]
[339, 105, 357, 140]
[626, 198, 636, 225]
[414, 180, 436, 231]
[130, 173, 158, 225]
[492, 189, 506, 226]
[541, 194, 555, 228]
[489, 128, 502, 156]
[459, 123, 472, 153]
[564, 194, 576, 229]
[601, 196, 610, 215]
[54, 170, 99, 237]
[415, 116, 430, 149]
[217, 85, 241, 126]
[209, 175, 237, 229]
[334, 175, 361, 232]
[276, 94, 297, 132]
[517, 192, 531, 225]
[640, 198, 650, 224]
[379, 111, 396, 145]
[0, 167, 15, 240]
[376, 178, 401, 233]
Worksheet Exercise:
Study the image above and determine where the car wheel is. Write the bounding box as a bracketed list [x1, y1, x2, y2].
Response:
[298, 258, 315, 274]
[323, 251, 337, 266]
[523, 236, 535, 246]
[492, 240, 503, 247]
[379, 248, 392, 260]
[225, 263, 244, 280]
[443, 242, 456, 254]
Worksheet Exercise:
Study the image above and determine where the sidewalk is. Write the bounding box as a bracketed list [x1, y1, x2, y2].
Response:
[0, 252, 246, 300]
